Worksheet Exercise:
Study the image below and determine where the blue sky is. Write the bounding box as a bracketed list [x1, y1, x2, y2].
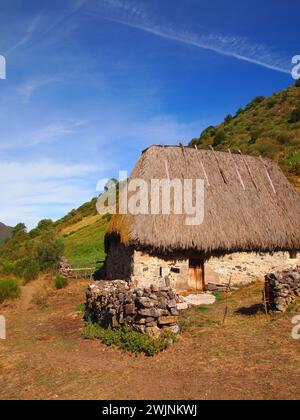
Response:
[0, 0, 298, 228]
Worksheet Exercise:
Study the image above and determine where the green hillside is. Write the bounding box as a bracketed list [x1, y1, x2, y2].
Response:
[190, 81, 300, 180]
[0, 222, 13, 244]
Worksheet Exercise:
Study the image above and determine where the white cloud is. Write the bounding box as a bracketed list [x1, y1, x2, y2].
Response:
[0, 159, 99, 228]
[92, 0, 290, 74]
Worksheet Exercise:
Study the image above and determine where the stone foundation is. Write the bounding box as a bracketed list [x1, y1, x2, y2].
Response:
[85, 280, 187, 337]
[265, 267, 300, 312]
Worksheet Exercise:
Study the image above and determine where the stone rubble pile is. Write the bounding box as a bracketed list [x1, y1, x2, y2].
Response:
[58, 256, 73, 278]
[265, 266, 300, 312]
[85, 280, 189, 337]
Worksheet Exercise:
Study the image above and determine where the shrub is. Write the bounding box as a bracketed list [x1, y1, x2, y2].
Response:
[81, 322, 176, 356]
[0, 258, 16, 275]
[235, 108, 244, 117]
[200, 125, 217, 140]
[35, 234, 64, 271]
[289, 108, 300, 124]
[213, 129, 226, 147]
[0, 278, 21, 303]
[54, 274, 68, 290]
[12, 223, 27, 237]
[224, 114, 233, 124]
[21, 259, 40, 284]
[295, 78, 300, 87]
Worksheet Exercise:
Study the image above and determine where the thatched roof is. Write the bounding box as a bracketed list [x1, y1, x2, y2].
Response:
[106, 146, 300, 255]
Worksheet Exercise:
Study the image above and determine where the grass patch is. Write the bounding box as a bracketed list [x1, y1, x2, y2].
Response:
[62, 218, 107, 268]
[0, 277, 21, 303]
[81, 321, 176, 356]
[213, 291, 225, 302]
[74, 303, 85, 313]
[197, 305, 210, 312]
[54, 274, 68, 290]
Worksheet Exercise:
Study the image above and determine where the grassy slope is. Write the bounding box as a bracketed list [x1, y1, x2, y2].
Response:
[190, 84, 300, 184]
[62, 217, 107, 268]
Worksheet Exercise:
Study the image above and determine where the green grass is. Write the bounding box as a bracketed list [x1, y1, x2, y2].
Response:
[81, 321, 176, 356]
[0, 277, 21, 303]
[54, 274, 68, 290]
[62, 218, 107, 268]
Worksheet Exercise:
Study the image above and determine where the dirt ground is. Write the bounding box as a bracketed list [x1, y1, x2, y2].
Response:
[0, 277, 300, 400]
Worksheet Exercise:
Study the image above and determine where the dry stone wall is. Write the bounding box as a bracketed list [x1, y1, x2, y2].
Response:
[85, 280, 188, 337]
[265, 266, 300, 312]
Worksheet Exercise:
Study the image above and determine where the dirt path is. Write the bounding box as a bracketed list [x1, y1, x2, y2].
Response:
[0, 279, 300, 400]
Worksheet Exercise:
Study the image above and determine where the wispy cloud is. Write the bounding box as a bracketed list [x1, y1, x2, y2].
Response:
[91, 0, 290, 74]
[29, 120, 85, 146]
[18, 76, 61, 101]
[7, 14, 41, 53]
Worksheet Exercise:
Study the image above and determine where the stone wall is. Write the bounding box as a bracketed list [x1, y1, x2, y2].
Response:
[265, 267, 300, 312]
[131, 250, 189, 292]
[85, 280, 188, 337]
[105, 242, 190, 292]
[206, 251, 300, 286]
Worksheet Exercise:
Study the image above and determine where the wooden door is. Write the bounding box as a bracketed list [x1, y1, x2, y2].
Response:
[188, 258, 205, 291]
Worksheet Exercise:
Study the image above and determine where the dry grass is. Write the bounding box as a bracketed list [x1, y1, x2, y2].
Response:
[0, 279, 299, 400]
[60, 214, 102, 235]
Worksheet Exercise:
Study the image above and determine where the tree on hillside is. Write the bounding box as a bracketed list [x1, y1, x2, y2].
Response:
[12, 223, 27, 237]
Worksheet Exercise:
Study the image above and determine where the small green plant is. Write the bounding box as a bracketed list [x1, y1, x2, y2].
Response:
[213, 291, 225, 303]
[81, 322, 176, 356]
[0, 278, 21, 303]
[75, 303, 85, 313]
[81, 319, 103, 339]
[54, 274, 68, 290]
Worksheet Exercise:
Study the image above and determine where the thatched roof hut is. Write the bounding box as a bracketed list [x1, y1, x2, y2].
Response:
[106, 145, 300, 256]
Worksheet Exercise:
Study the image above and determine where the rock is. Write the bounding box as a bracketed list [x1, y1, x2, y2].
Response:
[137, 297, 154, 308]
[167, 299, 177, 309]
[138, 308, 163, 318]
[125, 303, 136, 315]
[184, 293, 216, 306]
[170, 307, 179, 316]
[158, 316, 178, 325]
[145, 326, 161, 338]
[176, 302, 188, 311]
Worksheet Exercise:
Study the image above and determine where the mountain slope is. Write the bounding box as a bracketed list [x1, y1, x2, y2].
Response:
[190, 83, 300, 185]
[0, 222, 13, 244]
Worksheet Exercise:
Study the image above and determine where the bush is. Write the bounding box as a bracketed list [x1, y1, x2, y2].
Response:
[54, 274, 68, 290]
[200, 125, 217, 140]
[21, 259, 40, 284]
[0, 258, 16, 275]
[81, 322, 176, 356]
[213, 129, 226, 147]
[224, 114, 233, 124]
[289, 108, 300, 124]
[35, 234, 64, 271]
[0, 278, 21, 303]
[295, 78, 300, 87]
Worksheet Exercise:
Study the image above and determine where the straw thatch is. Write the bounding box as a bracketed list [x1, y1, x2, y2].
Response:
[106, 146, 300, 255]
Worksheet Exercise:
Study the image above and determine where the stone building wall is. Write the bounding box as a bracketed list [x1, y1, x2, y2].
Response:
[131, 250, 189, 292]
[105, 242, 190, 292]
